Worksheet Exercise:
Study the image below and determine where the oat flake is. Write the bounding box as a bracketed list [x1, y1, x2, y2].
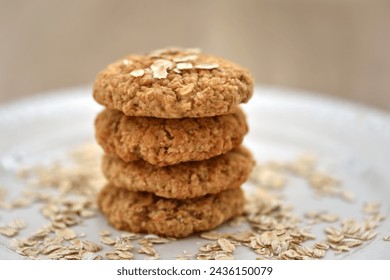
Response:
[130, 69, 145, 77]
[151, 59, 173, 79]
[195, 63, 219, 70]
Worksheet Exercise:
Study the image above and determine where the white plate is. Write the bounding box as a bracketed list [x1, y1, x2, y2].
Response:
[0, 86, 389, 260]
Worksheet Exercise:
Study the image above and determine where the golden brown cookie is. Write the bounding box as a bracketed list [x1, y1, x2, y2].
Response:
[93, 47, 254, 118]
[102, 146, 254, 199]
[95, 108, 248, 166]
[98, 185, 244, 238]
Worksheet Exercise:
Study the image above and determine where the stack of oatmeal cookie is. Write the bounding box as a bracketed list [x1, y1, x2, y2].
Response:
[93, 48, 254, 238]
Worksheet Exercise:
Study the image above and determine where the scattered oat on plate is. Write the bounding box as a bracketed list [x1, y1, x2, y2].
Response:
[0, 144, 387, 260]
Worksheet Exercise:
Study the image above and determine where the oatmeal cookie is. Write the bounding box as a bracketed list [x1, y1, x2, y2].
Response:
[93, 47, 253, 118]
[98, 185, 244, 238]
[95, 108, 248, 166]
[102, 146, 254, 199]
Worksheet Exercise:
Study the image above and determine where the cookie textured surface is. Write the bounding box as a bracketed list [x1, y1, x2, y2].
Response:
[95, 108, 248, 166]
[93, 48, 254, 118]
[98, 185, 244, 238]
[102, 146, 254, 199]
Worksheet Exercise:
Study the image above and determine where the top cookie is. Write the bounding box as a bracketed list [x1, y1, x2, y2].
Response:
[93, 47, 254, 118]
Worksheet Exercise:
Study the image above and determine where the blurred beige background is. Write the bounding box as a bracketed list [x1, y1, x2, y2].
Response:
[0, 0, 389, 111]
